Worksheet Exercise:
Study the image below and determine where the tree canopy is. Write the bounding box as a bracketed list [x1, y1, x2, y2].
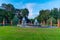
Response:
[36, 8, 60, 25]
[0, 3, 29, 24]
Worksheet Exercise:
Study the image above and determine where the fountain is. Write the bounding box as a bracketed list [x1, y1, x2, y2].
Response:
[22, 17, 26, 27]
[34, 19, 39, 25]
[33, 19, 41, 27]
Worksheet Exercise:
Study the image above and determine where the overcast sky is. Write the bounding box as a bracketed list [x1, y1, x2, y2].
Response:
[0, 0, 60, 19]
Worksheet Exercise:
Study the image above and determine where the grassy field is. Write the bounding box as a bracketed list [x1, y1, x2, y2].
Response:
[0, 26, 60, 40]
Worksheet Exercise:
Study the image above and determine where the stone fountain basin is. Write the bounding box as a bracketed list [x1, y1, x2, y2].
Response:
[17, 24, 57, 28]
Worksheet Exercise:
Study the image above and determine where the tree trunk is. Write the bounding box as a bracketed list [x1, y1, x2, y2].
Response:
[18, 20, 20, 24]
[50, 19, 52, 27]
[43, 21, 45, 25]
[3, 19, 5, 26]
[11, 20, 12, 26]
[57, 19, 60, 27]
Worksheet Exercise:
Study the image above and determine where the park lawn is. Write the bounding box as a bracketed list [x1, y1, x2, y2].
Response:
[0, 26, 60, 40]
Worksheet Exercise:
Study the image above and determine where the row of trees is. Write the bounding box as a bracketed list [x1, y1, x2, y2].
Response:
[36, 8, 60, 27]
[1, 3, 60, 27]
[0, 3, 29, 25]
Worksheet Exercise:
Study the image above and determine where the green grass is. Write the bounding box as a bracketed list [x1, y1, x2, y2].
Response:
[0, 26, 60, 40]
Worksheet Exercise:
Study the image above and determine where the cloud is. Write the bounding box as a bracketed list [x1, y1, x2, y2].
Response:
[22, 3, 36, 19]
[23, 0, 60, 19]
[0, 0, 60, 19]
[13, 2, 36, 19]
[37, 0, 60, 10]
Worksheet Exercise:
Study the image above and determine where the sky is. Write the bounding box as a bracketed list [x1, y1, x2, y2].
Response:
[0, 0, 60, 19]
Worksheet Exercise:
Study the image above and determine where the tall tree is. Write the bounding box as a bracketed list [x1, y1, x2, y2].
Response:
[21, 8, 29, 17]
[57, 8, 60, 27]
[37, 10, 50, 25]
[1, 3, 15, 25]
[50, 8, 58, 20]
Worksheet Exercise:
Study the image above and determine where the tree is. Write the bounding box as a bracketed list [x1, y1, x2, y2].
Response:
[37, 10, 50, 25]
[0, 3, 29, 25]
[1, 3, 15, 25]
[21, 8, 29, 17]
[47, 17, 56, 26]
[15, 9, 22, 24]
[50, 8, 60, 27]
[12, 15, 19, 25]
[2, 3, 15, 11]
[57, 8, 60, 27]
[50, 8, 58, 20]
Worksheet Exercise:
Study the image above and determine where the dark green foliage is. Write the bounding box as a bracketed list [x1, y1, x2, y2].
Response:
[22, 8, 29, 17]
[50, 8, 59, 19]
[0, 3, 29, 25]
[29, 19, 35, 23]
[47, 17, 56, 25]
[37, 10, 50, 23]
[12, 15, 19, 25]
[1, 3, 15, 21]
[36, 8, 60, 24]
